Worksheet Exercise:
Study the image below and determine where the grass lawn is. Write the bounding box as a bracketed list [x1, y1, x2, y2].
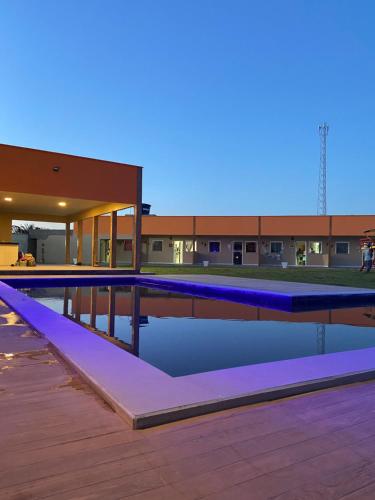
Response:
[141, 265, 375, 289]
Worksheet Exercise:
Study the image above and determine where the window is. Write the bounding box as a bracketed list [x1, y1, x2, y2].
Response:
[151, 240, 163, 252]
[336, 242, 349, 254]
[209, 241, 221, 253]
[233, 242, 243, 251]
[309, 241, 322, 254]
[185, 240, 196, 252]
[270, 241, 283, 254]
[245, 241, 257, 253]
[123, 239, 132, 251]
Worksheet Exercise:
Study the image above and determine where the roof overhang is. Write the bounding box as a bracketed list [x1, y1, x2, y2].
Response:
[0, 144, 141, 223]
[0, 191, 133, 223]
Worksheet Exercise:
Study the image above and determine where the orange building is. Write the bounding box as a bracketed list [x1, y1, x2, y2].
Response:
[68, 213, 372, 268]
[0, 144, 143, 269]
[2, 144, 372, 269]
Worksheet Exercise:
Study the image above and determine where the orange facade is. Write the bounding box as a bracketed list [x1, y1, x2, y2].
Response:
[0, 143, 143, 269]
[260, 216, 330, 236]
[331, 216, 375, 236]
[85, 214, 373, 237]
[0, 143, 140, 205]
[142, 216, 194, 236]
[82, 216, 133, 235]
[195, 216, 259, 236]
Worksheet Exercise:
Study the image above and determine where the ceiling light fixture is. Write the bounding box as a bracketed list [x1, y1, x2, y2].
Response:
[4, 197, 12, 202]
[58, 201, 67, 207]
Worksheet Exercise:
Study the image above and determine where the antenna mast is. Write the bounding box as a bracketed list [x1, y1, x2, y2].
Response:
[318, 123, 329, 215]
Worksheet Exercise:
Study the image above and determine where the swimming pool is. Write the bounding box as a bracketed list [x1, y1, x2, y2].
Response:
[3, 275, 375, 427]
[21, 285, 375, 377]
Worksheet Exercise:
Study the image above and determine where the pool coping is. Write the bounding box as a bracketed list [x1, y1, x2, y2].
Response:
[3, 276, 375, 428]
[3, 273, 375, 312]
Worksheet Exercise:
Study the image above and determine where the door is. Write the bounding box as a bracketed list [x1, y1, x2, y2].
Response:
[28, 238, 37, 258]
[232, 241, 243, 265]
[173, 241, 183, 264]
[100, 239, 110, 264]
[295, 241, 306, 266]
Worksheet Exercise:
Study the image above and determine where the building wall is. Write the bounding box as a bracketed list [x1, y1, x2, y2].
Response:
[260, 216, 330, 236]
[95, 232, 134, 266]
[0, 144, 140, 205]
[195, 217, 259, 236]
[32, 230, 76, 264]
[194, 236, 258, 265]
[330, 237, 362, 267]
[0, 214, 12, 241]
[147, 237, 175, 264]
[32, 215, 375, 268]
[259, 237, 329, 267]
[332, 216, 375, 236]
[83, 235, 148, 266]
[37, 235, 65, 264]
[12, 233, 28, 253]
[30, 233, 365, 268]
[143, 216, 194, 236]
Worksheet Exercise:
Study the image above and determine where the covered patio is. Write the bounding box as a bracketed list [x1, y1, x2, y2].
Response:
[0, 144, 142, 271]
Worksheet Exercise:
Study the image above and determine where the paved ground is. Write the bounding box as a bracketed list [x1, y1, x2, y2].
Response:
[154, 274, 375, 295]
[2, 299, 375, 499]
[2, 272, 374, 295]
[0, 265, 107, 273]
[0, 264, 137, 277]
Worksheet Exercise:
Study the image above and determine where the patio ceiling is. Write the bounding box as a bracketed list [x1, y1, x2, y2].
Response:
[0, 191, 132, 223]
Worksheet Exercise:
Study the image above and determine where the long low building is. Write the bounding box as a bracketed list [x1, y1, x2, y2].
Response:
[17, 214, 375, 268]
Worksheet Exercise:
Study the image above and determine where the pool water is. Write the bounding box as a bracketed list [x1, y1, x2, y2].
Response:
[22, 285, 375, 377]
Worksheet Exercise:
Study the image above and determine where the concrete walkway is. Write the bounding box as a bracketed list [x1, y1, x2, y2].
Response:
[137, 274, 375, 312]
[151, 274, 375, 295]
[0, 264, 138, 276]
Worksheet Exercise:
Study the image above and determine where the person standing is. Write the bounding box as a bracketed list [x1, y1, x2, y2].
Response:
[363, 242, 373, 273]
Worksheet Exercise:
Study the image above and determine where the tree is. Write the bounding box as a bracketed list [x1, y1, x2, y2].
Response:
[12, 223, 40, 234]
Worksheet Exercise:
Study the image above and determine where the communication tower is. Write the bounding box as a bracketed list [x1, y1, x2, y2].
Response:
[317, 123, 329, 215]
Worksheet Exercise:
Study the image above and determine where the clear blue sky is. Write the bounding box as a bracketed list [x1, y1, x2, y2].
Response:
[1, 0, 374, 216]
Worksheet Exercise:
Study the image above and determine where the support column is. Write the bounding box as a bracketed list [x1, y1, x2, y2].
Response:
[257, 216, 261, 267]
[77, 220, 83, 264]
[132, 167, 143, 272]
[192, 216, 196, 265]
[63, 287, 70, 316]
[91, 216, 99, 266]
[65, 222, 71, 264]
[90, 286, 97, 329]
[130, 286, 140, 356]
[109, 211, 117, 268]
[107, 286, 116, 337]
[327, 215, 332, 268]
[75, 287, 82, 322]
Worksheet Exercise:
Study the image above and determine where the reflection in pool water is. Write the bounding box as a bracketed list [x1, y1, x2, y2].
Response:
[23, 286, 375, 377]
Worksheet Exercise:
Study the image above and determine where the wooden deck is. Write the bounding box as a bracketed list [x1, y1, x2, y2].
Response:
[2, 300, 375, 499]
